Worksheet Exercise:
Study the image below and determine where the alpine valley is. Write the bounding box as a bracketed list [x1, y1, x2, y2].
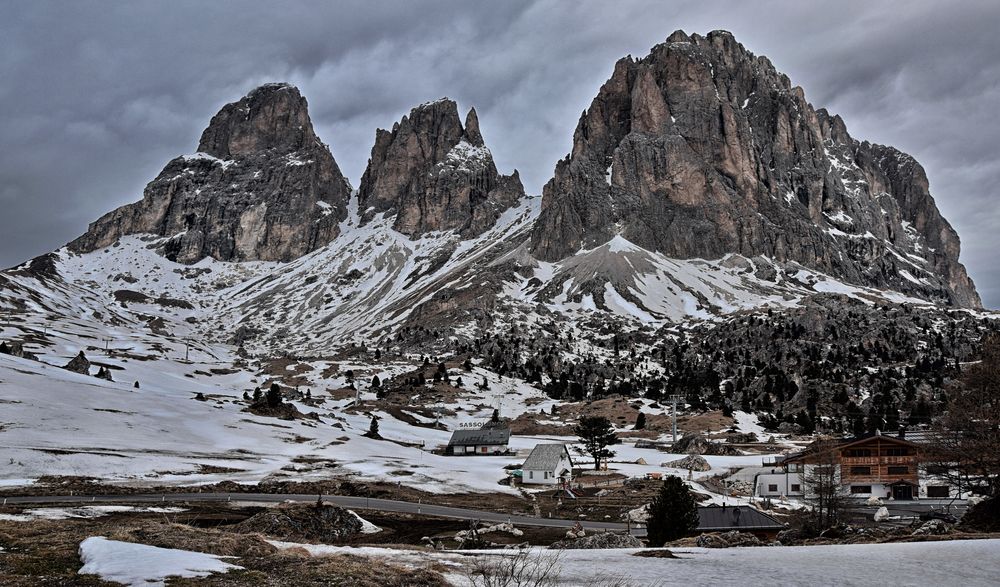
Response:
[1, 29, 996, 494]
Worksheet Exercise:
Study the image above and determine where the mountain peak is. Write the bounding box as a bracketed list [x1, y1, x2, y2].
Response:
[531, 30, 980, 308]
[358, 99, 523, 237]
[665, 29, 691, 43]
[69, 84, 351, 263]
[197, 83, 318, 159]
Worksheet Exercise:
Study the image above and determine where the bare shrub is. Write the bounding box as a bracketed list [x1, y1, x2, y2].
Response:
[465, 550, 562, 587]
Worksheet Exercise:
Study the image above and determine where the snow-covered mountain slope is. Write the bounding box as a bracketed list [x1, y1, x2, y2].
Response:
[2, 188, 950, 361]
[0, 348, 778, 490]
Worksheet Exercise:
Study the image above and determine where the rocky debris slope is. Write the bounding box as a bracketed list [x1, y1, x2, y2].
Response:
[530, 30, 979, 308]
[358, 99, 525, 237]
[69, 83, 352, 263]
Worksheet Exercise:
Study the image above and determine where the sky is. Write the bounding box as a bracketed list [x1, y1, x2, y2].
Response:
[2, 1, 998, 307]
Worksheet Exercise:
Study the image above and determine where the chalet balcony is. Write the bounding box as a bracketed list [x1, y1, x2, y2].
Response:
[840, 456, 916, 466]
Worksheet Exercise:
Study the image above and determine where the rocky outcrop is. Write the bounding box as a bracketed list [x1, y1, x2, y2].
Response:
[69, 83, 352, 263]
[549, 532, 643, 549]
[669, 435, 740, 456]
[234, 503, 363, 542]
[530, 30, 980, 307]
[663, 454, 712, 471]
[63, 350, 91, 375]
[358, 99, 524, 237]
[695, 531, 763, 548]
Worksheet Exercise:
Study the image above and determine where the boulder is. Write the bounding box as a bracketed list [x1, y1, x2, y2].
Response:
[669, 435, 740, 456]
[911, 519, 951, 536]
[695, 531, 762, 548]
[873, 506, 890, 522]
[550, 532, 643, 549]
[63, 351, 91, 375]
[663, 454, 712, 472]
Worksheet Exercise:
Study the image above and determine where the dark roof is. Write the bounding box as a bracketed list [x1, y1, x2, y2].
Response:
[835, 433, 921, 451]
[522, 444, 572, 471]
[696, 506, 785, 532]
[447, 427, 510, 446]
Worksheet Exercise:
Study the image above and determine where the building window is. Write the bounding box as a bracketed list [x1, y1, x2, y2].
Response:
[927, 486, 950, 498]
[791, 484, 801, 492]
[850, 466, 871, 475]
[850, 485, 872, 494]
[926, 465, 948, 475]
[768, 484, 778, 492]
[529, 471, 533, 479]
[885, 448, 909, 456]
[888, 466, 908, 475]
[846, 448, 872, 457]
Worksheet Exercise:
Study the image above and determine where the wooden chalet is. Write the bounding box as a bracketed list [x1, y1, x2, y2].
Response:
[782, 432, 929, 500]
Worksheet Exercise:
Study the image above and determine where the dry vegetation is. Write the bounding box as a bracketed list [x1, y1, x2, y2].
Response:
[0, 509, 451, 586]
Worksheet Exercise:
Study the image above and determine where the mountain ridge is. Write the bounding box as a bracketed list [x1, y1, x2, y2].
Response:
[3, 29, 985, 359]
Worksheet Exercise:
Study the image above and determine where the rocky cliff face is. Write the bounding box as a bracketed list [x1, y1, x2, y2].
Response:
[530, 30, 980, 308]
[69, 83, 352, 263]
[358, 99, 524, 237]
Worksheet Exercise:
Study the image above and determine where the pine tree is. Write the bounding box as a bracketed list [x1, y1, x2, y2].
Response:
[574, 416, 618, 470]
[371, 375, 381, 389]
[266, 383, 282, 408]
[646, 476, 699, 546]
[634, 412, 646, 430]
[367, 415, 380, 438]
[252, 387, 262, 403]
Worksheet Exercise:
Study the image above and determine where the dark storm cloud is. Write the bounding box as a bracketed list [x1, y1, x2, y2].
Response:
[2, 0, 998, 307]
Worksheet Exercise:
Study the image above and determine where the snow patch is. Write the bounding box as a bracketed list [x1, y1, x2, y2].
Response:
[78, 537, 241, 586]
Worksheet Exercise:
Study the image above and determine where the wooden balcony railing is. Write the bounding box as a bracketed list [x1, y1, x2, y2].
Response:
[840, 456, 916, 466]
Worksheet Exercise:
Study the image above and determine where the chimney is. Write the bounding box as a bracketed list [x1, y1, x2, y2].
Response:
[898, 426, 906, 440]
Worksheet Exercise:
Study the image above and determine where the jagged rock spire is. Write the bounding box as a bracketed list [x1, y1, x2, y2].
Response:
[69, 83, 352, 263]
[464, 107, 484, 147]
[358, 99, 524, 237]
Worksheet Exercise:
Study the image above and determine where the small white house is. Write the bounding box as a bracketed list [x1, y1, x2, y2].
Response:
[521, 443, 573, 486]
[755, 470, 804, 498]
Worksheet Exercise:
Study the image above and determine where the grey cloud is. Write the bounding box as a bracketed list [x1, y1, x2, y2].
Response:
[1, 0, 997, 307]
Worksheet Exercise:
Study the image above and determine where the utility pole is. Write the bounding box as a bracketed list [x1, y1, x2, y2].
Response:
[669, 394, 684, 443]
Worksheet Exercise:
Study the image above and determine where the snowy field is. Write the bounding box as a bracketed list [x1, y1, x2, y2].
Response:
[0, 349, 777, 499]
[262, 539, 1000, 586]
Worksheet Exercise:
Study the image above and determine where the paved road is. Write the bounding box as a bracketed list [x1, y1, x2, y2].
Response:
[1, 492, 646, 536]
